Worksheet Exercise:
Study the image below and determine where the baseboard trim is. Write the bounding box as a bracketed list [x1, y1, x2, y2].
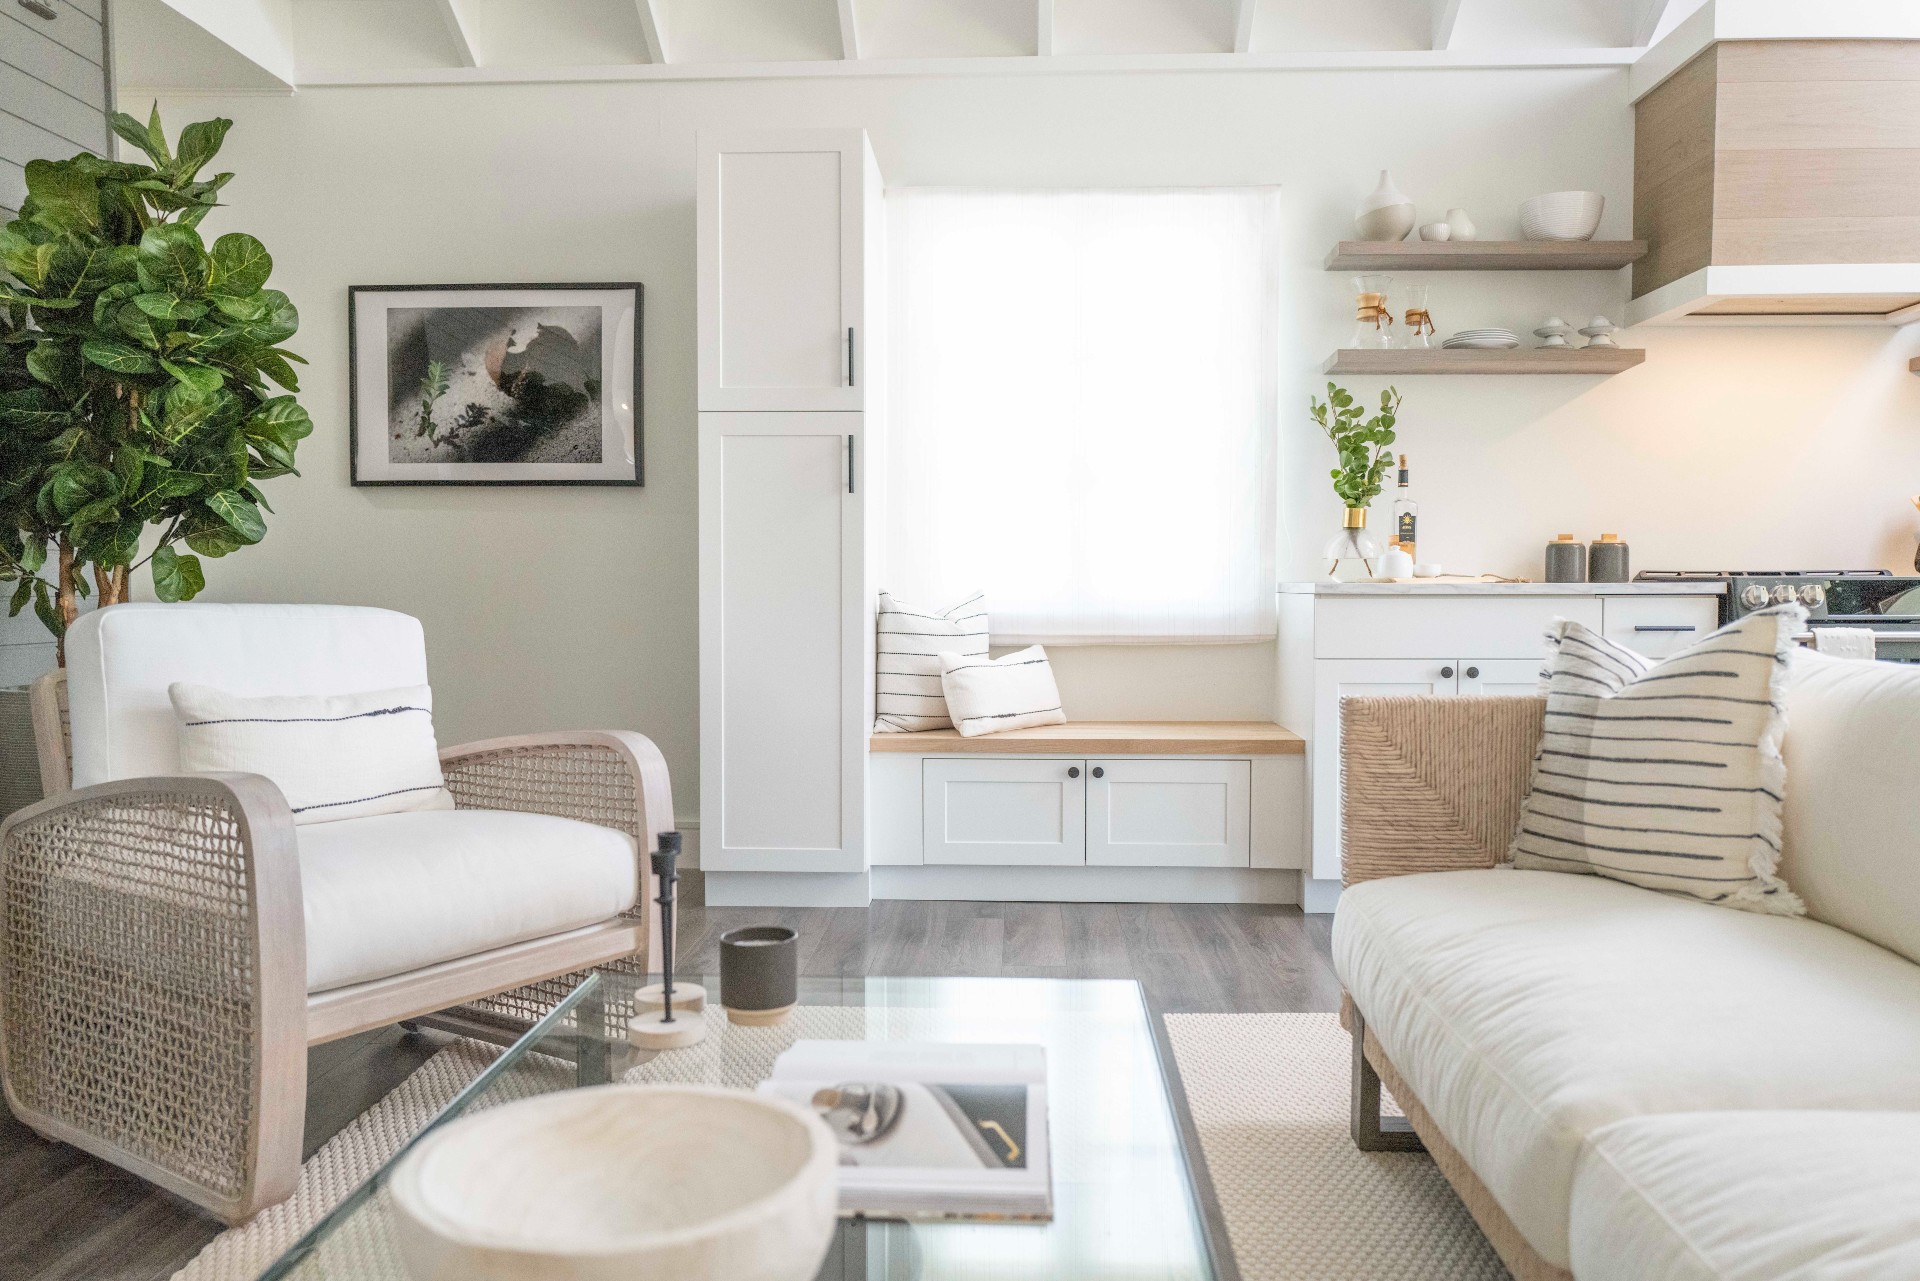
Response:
[871, 865, 1302, 904]
[1302, 877, 1342, 914]
[702, 870, 873, 907]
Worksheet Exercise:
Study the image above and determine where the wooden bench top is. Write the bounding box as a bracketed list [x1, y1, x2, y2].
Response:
[869, 720, 1305, 755]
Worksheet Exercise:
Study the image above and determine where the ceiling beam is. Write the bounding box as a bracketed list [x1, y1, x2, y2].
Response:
[1037, 0, 1055, 55]
[635, 0, 667, 64]
[837, 0, 860, 59]
[1234, 0, 1257, 53]
[1633, 0, 1677, 45]
[1431, 0, 1464, 49]
[430, 0, 477, 68]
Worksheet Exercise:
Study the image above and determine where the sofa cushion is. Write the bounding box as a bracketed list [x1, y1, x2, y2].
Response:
[298, 809, 639, 993]
[1782, 650, 1920, 967]
[1333, 868, 1920, 1269]
[66, 603, 431, 788]
[1570, 1112, 1920, 1281]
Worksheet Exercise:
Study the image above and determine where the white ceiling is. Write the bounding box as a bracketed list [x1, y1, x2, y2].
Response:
[114, 0, 1708, 90]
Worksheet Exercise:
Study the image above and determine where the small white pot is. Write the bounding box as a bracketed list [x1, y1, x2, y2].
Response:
[1444, 207, 1476, 241]
[1418, 222, 1451, 242]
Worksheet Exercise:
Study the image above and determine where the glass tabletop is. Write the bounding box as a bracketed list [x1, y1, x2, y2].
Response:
[263, 973, 1225, 1281]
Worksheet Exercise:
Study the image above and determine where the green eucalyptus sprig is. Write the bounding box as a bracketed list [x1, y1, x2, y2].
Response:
[1308, 383, 1400, 510]
[0, 104, 310, 658]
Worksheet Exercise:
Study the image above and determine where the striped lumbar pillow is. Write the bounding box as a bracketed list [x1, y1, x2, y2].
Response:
[1508, 605, 1806, 914]
[874, 591, 987, 732]
[939, 645, 1067, 738]
[170, 682, 455, 825]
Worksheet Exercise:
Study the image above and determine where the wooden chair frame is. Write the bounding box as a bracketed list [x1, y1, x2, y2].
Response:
[0, 671, 670, 1224]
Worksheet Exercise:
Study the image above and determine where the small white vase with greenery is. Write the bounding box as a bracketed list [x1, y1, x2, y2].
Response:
[1309, 383, 1400, 581]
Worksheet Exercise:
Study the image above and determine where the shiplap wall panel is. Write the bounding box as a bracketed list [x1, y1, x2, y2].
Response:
[1, 157, 24, 217]
[1, 12, 108, 108]
[15, 2, 105, 65]
[0, 63, 108, 150]
[0, 108, 82, 172]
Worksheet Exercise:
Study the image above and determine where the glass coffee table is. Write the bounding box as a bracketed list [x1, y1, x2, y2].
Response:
[261, 973, 1232, 1280]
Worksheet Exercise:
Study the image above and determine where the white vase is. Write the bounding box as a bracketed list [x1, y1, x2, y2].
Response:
[1354, 170, 1415, 242]
[1445, 207, 1476, 241]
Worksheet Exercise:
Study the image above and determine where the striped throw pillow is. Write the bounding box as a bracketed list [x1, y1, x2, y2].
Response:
[874, 592, 988, 732]
[1508, 605, 1806, 914]
[170, 682, 455, 825]
[940, 645, 1067, 737]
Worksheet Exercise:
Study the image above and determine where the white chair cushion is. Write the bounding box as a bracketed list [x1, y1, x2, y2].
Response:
[171, 683, 454, 825]
[1781, 650, 1920, 967]
[298, 809, 639, 993]
[1332, 868, 1920, 1268]
[1570, 1111, 1920, 1281]
[66, 603, 431, 788]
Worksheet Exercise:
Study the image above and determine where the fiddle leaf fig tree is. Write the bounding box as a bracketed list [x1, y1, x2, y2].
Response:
[0, 105, 310, 661]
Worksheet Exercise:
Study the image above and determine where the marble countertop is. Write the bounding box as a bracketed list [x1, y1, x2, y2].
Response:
[1278, 580, 1726, 596]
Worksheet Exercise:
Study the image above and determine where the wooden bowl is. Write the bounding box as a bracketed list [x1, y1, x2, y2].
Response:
[390, 1085, 838, 1281]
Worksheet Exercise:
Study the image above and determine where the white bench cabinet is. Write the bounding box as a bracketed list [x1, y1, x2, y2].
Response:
[923, 759, 1085, 866]
[1087, 759, 1251, 868]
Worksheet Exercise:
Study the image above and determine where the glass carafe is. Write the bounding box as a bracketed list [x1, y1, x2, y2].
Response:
[1401, 283, 1434, 349]
[1350, 274, 1393, 350]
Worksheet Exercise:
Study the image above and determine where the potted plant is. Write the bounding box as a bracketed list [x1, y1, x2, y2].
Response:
[0, 106, 310, 665]
[1309, 383, 1400, 580]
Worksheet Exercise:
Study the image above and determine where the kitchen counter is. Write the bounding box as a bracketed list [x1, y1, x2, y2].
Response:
[1279, 581, 1726, 596]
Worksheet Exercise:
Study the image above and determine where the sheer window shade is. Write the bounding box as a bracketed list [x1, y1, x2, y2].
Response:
[885, 188, 1281, 644]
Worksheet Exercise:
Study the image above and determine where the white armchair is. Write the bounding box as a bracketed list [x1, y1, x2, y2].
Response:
[0, 604, 672, 1224]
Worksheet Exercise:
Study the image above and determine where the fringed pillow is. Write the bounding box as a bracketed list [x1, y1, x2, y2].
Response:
[1508, 606, 1805, 914]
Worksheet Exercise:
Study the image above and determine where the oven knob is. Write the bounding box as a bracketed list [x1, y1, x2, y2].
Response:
[1798, 584, 1826, 607]
[1740, 585, 1771, 609]
[1771, 585, 1796, 605]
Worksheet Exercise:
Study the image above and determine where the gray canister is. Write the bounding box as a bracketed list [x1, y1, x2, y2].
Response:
[1544, 534, 1587, 583]
[1588, 534, 1630, 583]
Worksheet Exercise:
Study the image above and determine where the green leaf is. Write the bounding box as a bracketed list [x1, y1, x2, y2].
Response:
[18, 539, 46, 575]
[185, 524, 245, 558]
[4, 239, 59, 290]
[173, 118, 231, 181]
[255, 348, 300, 391]
[150, 546, 206, 603]
[160, 358, 224, 396]
[132, 292, 208, 322]
[136, 223, 207, 295]
[32, 580, 61, 637]
[82, 336, 158, 375]
[145, 102, 173, 166]
[108, 110, 167, 166]
[204, 490, 266, 543]
[117, 300, 164, 348]
[208, 232, 271, 296]
[8, 579, 31, 619]
[22, 160, 101, 235]
[246, 395, 313, 443]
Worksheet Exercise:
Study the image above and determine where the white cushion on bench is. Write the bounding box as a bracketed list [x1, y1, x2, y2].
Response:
[299, 809, 639, 993]
[1570, 1111, 1920, 1281]
[1333, 868, 1920, 1268]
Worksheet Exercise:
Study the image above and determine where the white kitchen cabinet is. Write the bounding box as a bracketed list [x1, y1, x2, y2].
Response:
[923, 759, 1086, 867]
[1087, 759, 1250, 868]
[697, 130, 881, 412]
[699, 413, 868, 874]
[1600, 595, 1720, 659]
[1459, 658, 1547, 697]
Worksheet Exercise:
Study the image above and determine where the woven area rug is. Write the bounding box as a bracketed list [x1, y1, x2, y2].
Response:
[177, 1011, 1505, 1281]
[1166, 1012, 1506, 1280]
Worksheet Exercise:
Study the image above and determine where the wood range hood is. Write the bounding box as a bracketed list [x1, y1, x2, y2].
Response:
[1631, 11, 1920, 326]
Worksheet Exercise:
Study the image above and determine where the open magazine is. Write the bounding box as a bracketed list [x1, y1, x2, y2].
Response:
[758, 1040, 1052, 1221]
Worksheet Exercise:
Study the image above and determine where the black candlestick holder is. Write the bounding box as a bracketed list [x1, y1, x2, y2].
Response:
[627, 831, 707, 1052]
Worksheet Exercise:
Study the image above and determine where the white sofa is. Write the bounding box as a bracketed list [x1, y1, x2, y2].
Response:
[1332, 651, 1920, 1280]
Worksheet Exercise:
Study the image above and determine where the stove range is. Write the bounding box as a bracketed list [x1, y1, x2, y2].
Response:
[1634, 569, 1920, 658]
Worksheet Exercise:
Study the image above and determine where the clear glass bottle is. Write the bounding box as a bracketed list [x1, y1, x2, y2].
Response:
[1350, 274, 1393, 350]
[1401, 283, 1433, 349]
[1391, 455, 1418, 557]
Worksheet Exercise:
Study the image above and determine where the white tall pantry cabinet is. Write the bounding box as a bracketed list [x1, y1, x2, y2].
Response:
[698, 130, 885, 906]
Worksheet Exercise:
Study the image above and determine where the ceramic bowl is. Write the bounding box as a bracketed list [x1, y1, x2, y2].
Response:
[391, 1085, 839, 1281]
[1519, 191, 1604, 241]
[1354, 203, 1415, 242]
[1418, 221, 1451, 242]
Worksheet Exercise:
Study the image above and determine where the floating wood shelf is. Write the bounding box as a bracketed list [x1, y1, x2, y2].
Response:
[1324, 240, 1649, 271]
[1323, 347, 1646, 376]
[870, 720, 1305, 756]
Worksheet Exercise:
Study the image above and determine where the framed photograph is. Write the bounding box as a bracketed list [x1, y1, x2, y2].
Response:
[349, 283, 641, 486]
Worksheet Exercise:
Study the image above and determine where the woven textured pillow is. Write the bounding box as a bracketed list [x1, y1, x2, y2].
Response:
[939, 645, 1067, 738]
[874, 591, 987, 732]
[1508, 606, 1805, 914]
[171, 682, 455, 825]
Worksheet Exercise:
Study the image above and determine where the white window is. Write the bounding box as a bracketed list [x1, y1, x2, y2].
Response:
[885, 188, 1280, 644]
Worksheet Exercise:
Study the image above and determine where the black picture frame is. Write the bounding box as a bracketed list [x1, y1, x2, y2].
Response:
[348, 281, 643, 487]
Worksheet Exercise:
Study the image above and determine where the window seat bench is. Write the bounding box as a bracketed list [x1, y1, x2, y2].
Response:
[867, 721, 1306, 903]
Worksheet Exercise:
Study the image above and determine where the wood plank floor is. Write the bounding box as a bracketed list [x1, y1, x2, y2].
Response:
[0, 877, 1338, 1280]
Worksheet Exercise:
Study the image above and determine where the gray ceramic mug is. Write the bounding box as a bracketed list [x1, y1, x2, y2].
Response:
[719, 925, 798, 1025]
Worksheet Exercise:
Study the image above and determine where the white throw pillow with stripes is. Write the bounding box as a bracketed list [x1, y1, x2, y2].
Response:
[170, 682, 455, 825]
[874, 592, 987, 732]
[1508, 606, 1806, 914]
[939, 645, 1067, 738]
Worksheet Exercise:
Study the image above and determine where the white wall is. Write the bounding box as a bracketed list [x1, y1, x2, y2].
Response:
[130, 65, 1920, 818]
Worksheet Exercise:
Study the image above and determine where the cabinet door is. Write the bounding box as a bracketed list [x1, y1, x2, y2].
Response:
[1459, 659, 1545, 698]
[700, 413, 864, 872]
[1310, 659, 1459, 882]
[1086, 759, 1251, 868]
[923, 759, 1086, 866]
[698, 130, 870, 412]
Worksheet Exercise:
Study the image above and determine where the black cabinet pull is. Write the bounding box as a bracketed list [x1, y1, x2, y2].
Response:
[846, 435, 855, 494]
[1067, 767, 1080, 778]
[847, 327, 856, 386]
[1440, 665, 1455, 679]
[1465, 666, 1480, 679]
[18, 0, 58, 19]
[1091, 766, 1104, 778]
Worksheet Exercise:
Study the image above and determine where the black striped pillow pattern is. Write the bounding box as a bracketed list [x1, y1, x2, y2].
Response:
[939, 645, 1068, 737]
[1508, 606, 1806, 915]
[170, 682, 455, 826]
[874, 592, 988, 732]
